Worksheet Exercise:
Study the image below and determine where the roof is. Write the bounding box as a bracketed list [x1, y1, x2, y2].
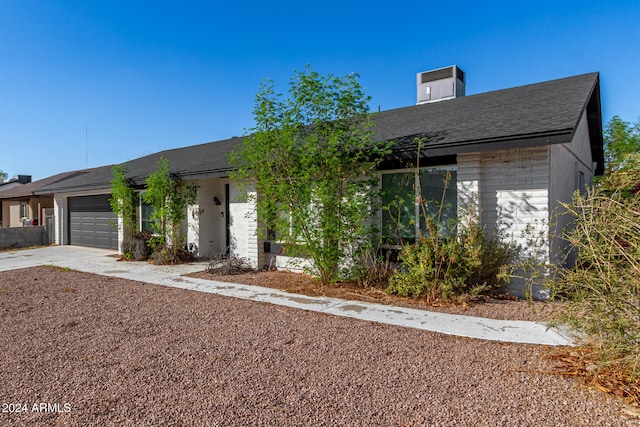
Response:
[36, 138, 244, 194]
[0, 169, 104, 199]
[36, 72, 603, 194]
[373, 72, 603, 171]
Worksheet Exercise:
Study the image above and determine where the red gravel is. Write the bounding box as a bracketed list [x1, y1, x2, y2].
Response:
[0, 266, 636, 426]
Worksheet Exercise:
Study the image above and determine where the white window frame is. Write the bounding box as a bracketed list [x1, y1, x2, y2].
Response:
[20, 202, 28, 219]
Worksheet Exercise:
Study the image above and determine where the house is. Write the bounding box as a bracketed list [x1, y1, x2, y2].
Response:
[0, 170, 106, 249]
[0, 171, 100, 229]
[0, 175, 32, 226]
[36, 68, 603, 298]
[0, 174, 32, 192]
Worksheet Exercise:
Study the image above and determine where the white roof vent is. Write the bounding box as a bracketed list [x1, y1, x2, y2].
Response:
[416, 65, 465, 104]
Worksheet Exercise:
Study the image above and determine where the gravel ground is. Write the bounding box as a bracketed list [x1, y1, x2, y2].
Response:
[0, 266, 636, 426]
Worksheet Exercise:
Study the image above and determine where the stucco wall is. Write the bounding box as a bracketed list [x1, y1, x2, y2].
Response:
[457, 153, 481, 209]
[187, 178, 229, 258]
[1, 201, 9, 228]
[0, 226, 49, 249]
[0, 197, 54, 229]
[53, 194, 65, 245]
[8, 201, 26, 227]
[458, 147, 551, 299]
[549, 110, 595, 265]
[478, 146, 550, 254]
[228, 181, 264, 268]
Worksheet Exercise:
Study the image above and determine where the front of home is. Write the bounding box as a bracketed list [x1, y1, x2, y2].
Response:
[36, 67, 603, 298]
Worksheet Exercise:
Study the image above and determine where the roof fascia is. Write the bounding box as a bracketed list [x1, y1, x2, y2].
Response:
[389, 131, 573, 159]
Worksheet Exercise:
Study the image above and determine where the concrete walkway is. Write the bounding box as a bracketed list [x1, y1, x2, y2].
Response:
[0, 245, 575, 346]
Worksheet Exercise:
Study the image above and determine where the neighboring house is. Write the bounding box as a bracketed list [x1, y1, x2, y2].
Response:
[0, 174, 32, 193]
[0, 175, 32, 226]
[36, 68, 603, 298]
[0, 171, 98, 230]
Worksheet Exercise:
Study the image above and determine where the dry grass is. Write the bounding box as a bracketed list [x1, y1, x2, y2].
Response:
[546, 346, 640, 409]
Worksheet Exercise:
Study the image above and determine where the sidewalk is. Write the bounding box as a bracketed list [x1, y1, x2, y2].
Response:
[0, 245, 575, 346]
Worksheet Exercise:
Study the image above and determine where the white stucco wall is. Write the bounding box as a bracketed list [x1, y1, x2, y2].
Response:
[187, 178, 228, 258]
[457, 153, 481, 210]
[53, 193, 66, 245]
[459, 147, 551, 299]
[228, 181, 264, 268]
[479, 147, 550, 256]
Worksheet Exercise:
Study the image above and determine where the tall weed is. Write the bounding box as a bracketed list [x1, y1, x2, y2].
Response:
[552, 168, 640, 378]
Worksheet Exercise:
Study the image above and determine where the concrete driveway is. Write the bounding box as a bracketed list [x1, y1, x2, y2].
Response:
[0, 245, 575, 346]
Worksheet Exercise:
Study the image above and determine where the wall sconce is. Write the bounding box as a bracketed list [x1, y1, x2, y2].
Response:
[213, 196, 222, 206]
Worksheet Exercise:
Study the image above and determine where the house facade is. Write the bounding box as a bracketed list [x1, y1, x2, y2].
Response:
[36, 69, 603, 298]
[0, 172, 98, 229]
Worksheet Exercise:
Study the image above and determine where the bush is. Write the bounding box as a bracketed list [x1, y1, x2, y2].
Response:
[551, 156, 640, 381]
[353, 247, 397, 288]
[386, 209, 513, 302]
[148, 244, 195, 265]
[206, 253, 255, 275]
[121, 231, 152, 261]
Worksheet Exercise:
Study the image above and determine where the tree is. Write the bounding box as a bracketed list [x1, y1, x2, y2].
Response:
[0, 170, 7, 183]
[109, 164, 138, 237]
[228, 67, 393, 284]
[603, 115, 640, 174]
[142, 157, 199, 260]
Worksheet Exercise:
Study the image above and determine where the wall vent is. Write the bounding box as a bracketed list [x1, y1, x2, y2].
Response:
[416, 65, 465, 104]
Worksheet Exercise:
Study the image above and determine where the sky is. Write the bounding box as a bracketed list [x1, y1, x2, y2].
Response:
[1, 0, 639, 181]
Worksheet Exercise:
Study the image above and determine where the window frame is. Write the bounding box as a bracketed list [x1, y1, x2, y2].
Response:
[138, 192, 156, 234]
[20, 202, 28, 219]
[378, 164, 457, 247]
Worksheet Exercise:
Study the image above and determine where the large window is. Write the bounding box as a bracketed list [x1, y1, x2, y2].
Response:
[139, 195, 154, 233]
[380, 166, 457, 245]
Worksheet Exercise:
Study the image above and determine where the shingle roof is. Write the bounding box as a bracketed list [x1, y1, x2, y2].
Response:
[36, 72, 603, 194]
[35, 138, 244, 194]
[373, 72, 602, 167]
[0, 169, 102, 199]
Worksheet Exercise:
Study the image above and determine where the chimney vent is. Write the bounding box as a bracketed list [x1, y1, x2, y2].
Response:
[15, 175, 32, 184]
[416, 65, 465, 104]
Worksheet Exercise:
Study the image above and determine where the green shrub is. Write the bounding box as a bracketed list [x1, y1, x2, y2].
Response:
[386, 208, 513, 302]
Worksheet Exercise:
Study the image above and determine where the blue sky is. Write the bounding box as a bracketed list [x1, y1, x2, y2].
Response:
[1, 0, 639, 180]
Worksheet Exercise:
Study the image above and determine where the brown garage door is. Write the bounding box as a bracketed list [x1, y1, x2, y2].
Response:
[68, 195, 118, 249]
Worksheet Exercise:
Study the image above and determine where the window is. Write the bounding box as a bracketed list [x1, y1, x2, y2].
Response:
[578, 171, 585, 194]
[20, 202, 28, 219]
[380, 166, 457, 245]
[268, 202, 312, 244]
[139, 195, 154, 233]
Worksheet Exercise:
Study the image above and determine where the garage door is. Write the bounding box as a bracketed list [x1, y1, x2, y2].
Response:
[68, 195, 118, 249]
